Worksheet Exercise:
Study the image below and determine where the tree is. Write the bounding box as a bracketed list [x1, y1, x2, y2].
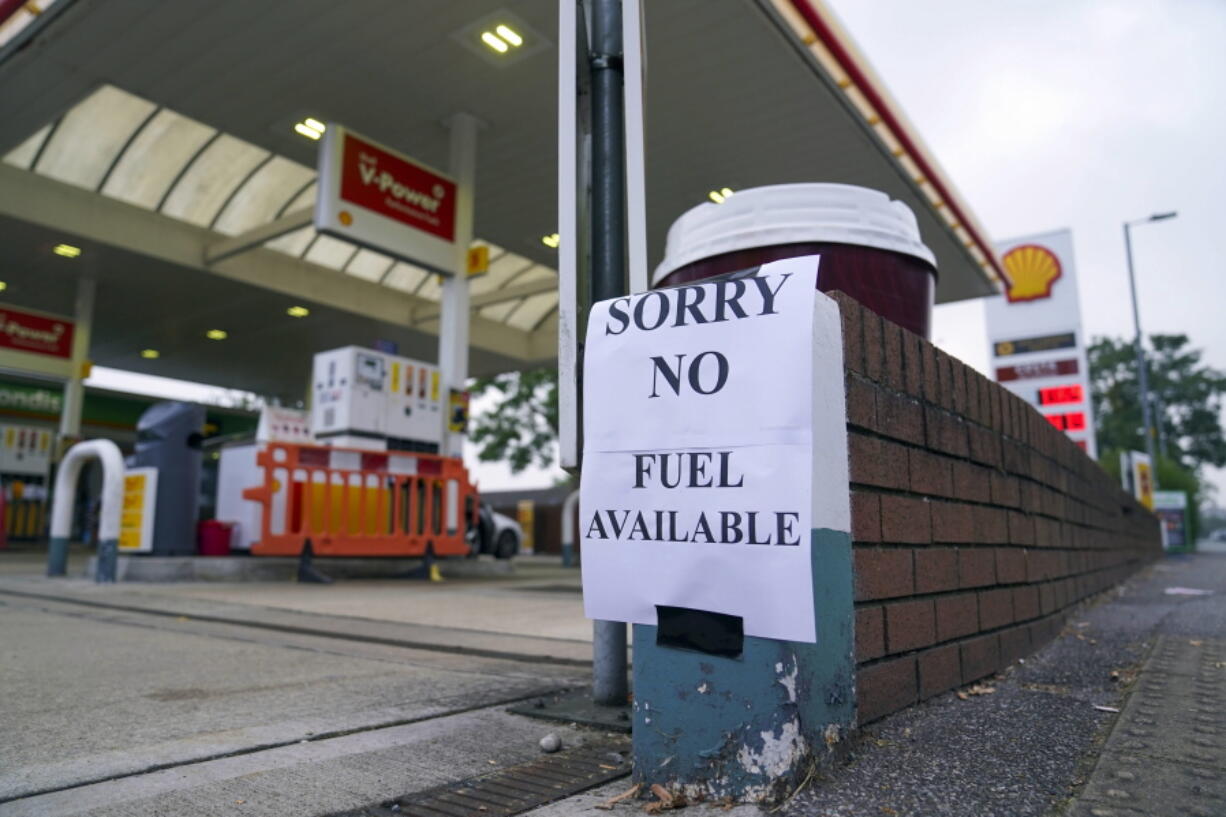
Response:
[467, 367, 559, 473]
[1088, 334, 1226, 472]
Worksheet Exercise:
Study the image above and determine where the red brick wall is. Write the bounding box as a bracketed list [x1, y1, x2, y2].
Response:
[829, 292, 1162, 725]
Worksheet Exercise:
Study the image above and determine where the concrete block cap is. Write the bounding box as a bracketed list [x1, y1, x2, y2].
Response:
[652, 183, 937, 287]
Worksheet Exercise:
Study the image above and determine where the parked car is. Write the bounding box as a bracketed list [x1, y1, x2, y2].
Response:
[470, 502, 522, 559]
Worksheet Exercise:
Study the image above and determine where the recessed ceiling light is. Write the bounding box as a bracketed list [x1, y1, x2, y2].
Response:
[53, 243, 81, 258]
[453, 13, 547, 68]
[708, 188, 735, 204]
[286, 305, 310, 318]
[495, 24, 523, 47]
[541, 233, 560, 249]
[481, 30, 509, 53]
[206, 329, 228, 340]
[141, 349, 160, 359]
[0, 281, 7, 292]
[294, 118, 325, 140]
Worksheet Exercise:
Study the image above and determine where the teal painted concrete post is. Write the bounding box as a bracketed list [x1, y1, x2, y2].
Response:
[631, 528, 855, 802]
[575, 262, 854, 803]
[625, 290, 857, 803]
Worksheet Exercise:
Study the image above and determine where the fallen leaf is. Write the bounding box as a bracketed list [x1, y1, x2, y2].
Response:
[1189, 640, 1205, 646]
[650, 784, 675, 807]
[967, 684, 996, 696]
[596, 783, 641, 810]
[956, 691, 969, 701]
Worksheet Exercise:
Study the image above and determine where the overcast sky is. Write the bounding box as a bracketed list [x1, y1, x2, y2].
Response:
[823, 0, 1226, 501]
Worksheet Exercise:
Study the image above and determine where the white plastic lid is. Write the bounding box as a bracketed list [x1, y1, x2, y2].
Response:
[653, 183, 936, 286]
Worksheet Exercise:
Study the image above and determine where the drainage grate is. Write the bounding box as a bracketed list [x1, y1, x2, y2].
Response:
[330, 740, 631, 817]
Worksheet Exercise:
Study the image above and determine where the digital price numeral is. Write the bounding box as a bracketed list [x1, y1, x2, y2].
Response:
[1045, 411, 1086, 432]
[1037, 384, 1083, 406]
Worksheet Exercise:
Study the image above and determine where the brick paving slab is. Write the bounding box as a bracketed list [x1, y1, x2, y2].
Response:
[1073, 636, 1226, 817]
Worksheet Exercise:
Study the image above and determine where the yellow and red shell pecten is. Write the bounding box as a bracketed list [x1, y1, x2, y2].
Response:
[1001, 244, 1062, 302]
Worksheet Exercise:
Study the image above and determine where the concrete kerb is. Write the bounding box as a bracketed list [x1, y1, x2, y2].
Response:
[82, 554, 516, 582]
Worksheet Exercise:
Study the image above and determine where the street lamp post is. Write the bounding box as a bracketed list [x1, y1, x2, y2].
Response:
[1122, 211, 1177, 484]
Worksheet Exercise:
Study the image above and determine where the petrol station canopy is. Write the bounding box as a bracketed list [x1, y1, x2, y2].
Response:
[0, 0, 1001, 403]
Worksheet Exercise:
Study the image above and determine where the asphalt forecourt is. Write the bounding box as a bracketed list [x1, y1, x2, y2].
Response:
[0, 577, 603, 817]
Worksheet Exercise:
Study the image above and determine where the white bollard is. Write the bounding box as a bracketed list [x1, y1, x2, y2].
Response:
[47, 439, 126, 582]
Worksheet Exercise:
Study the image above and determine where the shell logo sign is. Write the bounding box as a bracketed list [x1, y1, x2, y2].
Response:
[1001, 244, 1062, 303]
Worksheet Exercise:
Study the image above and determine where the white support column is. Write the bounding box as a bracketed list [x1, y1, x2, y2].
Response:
[622, 0, 649, 295]
[557, 0, 582, 470]
[438, 112, 480, 458]
[58, 275, 96, 444]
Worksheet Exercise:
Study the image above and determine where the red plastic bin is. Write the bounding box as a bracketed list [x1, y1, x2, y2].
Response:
[198, 520, 235, 556]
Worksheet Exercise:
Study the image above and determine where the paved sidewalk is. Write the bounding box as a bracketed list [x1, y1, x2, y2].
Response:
[1065, 635, 1224, 817]
[527, 549, 1226, 817]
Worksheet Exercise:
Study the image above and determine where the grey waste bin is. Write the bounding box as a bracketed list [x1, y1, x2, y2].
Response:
[132, 402, 205, 555]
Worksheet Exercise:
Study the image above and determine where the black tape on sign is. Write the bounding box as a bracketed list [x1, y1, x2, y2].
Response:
[656, 605, 744, 657]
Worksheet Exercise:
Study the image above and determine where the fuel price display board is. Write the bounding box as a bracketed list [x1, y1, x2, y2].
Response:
[985, 229, 1097, 456]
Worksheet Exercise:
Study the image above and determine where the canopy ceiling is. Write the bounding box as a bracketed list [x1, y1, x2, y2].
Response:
[0, 0, 1001, 400]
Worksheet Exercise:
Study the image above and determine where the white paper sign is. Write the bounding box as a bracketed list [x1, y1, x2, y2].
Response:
[580, 256, 822, 643]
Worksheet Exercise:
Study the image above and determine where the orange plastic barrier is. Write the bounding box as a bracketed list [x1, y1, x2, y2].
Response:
[243, 442, 478, 558]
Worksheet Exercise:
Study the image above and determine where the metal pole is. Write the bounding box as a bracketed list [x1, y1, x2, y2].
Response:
[1123, 221, 1159, 480]
[589, 0, 628, 707]
[590, 0, 625, 305]
[1155, 393, 1168, 459]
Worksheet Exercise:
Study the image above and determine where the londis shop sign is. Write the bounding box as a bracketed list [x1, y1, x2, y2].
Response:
[315, 125, 457, 273]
